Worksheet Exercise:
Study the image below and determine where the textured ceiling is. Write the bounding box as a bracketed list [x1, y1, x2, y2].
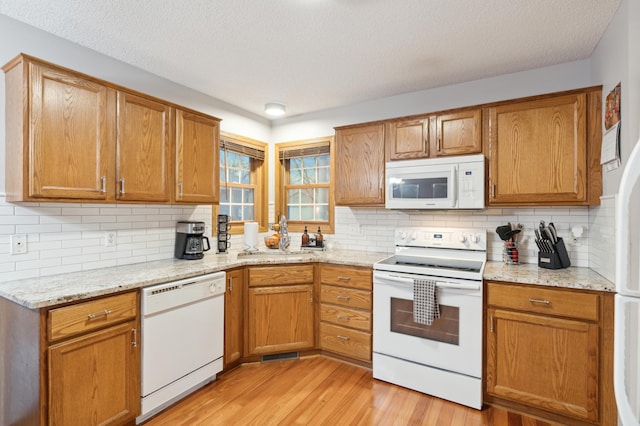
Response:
[0, 0, 621, 119]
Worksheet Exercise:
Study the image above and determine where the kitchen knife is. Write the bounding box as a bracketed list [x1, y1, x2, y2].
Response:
[548, 222, 558, 243]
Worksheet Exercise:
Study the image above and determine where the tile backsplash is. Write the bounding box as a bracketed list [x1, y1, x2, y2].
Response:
[1, 194, 612, 283]
[0, 195, 212, 283]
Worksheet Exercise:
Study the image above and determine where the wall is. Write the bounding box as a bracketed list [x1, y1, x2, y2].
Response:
[0, 15, 270, 283]
[588, 0, 640, 282]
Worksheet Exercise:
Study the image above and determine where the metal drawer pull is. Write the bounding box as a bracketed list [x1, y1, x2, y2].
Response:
[131, 328, 138, 347]
[337, 276, 351, 281]
[336, 315, 350, 320]
[336, 295, 351, 300]
[87, 309, 112, 319]
[528, 298, 550, 305]
[336, 335, 350, 340]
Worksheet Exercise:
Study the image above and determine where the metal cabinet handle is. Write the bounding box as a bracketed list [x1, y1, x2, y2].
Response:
[178, 182, 183, 197]
[336, 315, 350, 321]
[337, 276, 351, 281]
[437, 136, 442, 151]
[309, 290, 314, 303]
[87, 309, 112, 319]
[119, 178, 126, 195]
[131, 328, 138, 347]
[336, 335, 350, 340]
[100, 176, 106, 193]
[490, 314, 494, 333]
[491, 183, 496, 198]
[336, 295, 351, 300]
[528, 298, 550, 305]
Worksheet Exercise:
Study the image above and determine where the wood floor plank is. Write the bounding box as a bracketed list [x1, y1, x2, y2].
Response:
[143, 356, 557, 426]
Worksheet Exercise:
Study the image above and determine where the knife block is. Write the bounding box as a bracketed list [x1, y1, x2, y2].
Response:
[538, 237, 571, 269]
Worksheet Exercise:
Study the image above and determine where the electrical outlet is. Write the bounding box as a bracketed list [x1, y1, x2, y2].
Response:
[104, 232, 116, 247]
[10, 234, 27, 255]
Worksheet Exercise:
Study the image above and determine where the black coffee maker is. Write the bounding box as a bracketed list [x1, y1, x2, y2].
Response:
[175, 221, 210, 260]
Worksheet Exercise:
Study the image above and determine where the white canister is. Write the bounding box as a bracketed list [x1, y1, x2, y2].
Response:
[243, 222, 259, 252]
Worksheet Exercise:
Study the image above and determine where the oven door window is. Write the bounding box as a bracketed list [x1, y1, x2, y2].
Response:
[390, 298, 459, 345]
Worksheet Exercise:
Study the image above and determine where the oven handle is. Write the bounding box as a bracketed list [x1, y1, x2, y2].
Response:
[374, 272, 481, 291]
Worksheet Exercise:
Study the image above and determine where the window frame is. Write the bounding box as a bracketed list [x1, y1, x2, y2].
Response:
[215, 132, 268, 235]
[275, 136, 335, 234]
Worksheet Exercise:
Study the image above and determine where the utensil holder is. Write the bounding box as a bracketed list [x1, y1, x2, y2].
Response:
[503, 241, 520, 264]
[538, 237, 571, 269]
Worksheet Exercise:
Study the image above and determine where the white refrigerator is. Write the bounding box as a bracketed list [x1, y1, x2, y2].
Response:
[615, 134, 640, 425]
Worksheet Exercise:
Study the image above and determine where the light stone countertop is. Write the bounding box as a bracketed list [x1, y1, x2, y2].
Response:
[0, 251, 615, 310]
[483, 262, 615, 292]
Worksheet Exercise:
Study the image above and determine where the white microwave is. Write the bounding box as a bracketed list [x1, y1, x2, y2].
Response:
[385, 154, 485, 209]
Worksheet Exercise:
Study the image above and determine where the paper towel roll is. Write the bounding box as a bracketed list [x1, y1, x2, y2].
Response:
[243, 222, 259, 252]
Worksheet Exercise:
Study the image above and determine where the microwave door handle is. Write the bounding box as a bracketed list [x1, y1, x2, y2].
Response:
[450, 165, 458, 207]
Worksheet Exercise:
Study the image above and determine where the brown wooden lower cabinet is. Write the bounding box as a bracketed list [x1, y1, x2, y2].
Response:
[485, 281, 616, 426]
[224, 268, 244, 369]
[0, 291, 140, 426]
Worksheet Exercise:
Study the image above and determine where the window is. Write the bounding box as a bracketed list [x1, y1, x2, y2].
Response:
[216, 133, 268, 234]
[275, 137, 334, 233]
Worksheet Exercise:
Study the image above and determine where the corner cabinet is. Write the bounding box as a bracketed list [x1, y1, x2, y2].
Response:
[0, 291, 140, 426]
[334, 123, 385, 206]
[485, 281, 616, 426]
[487, 88, 602, 206]
[2, 53, 220, 204]
[246, 264, 316, 355]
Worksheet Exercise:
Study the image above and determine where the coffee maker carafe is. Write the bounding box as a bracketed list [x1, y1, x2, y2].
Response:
[175, 221, 210, 260]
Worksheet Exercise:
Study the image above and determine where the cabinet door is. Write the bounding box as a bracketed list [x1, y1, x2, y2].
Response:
[116, 91, 171, 202]
[247, 284, 315, 355]
[29, 63, 115, 200]
[48, 321, 139, 426]
[435, 109, 482, 156]
[486, 308, 598, 422]
[175, 110, 219, 203]
[386, 118, 429, 160]
[224, 268, 243, 368]
[488, 94, 587, 205]
[335, 124, 385, 205]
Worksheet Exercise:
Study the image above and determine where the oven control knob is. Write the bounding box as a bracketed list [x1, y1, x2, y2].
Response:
[399, 231, 407, 240]
[410, 232, 417, 240]
[470, 234, 480, 243]
[458, 234, 467, 243]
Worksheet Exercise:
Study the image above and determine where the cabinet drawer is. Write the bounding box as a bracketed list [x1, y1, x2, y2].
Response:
[487, 282, 599, 321]
[320, 323, 371, 361]
[48, 292, 137, 342]
[320, 265, 372, 290]
[248, 265, 314, 287]
[320, 304, 371, 332]
[321, 285, 371, 310]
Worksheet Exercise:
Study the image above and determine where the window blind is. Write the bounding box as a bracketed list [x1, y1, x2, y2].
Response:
[220, 139, 265, 160]
[278, 143, 330, 160]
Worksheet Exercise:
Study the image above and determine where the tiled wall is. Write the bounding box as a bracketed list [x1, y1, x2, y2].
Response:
[1, 193, 605, 283]
[330, 206, 591, 267]
[0, 195, 212, 283]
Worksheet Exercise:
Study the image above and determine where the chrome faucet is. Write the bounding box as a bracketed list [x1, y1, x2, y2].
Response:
[279, 215, 290, 252]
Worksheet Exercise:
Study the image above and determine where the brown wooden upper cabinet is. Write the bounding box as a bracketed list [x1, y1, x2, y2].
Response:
[487, 88, 602, 206]
[434, 109, 482, 157]
[4, 58, 117, 202]
[116, 91, 172, 202]
[2, 54, 221, 204]
[385, 117, 431, 160]
[174, 110, 220, 204]
[334, 123, 385, 206]
[386, 110, 482, 161]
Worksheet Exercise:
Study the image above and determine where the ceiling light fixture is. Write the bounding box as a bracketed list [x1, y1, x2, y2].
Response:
[265, 102, 286, 117]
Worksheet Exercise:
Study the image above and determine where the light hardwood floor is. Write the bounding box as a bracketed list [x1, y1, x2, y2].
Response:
[143, 356, 554, 425]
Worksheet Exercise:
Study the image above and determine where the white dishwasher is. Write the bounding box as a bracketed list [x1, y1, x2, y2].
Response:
[137, 271, 225, 423]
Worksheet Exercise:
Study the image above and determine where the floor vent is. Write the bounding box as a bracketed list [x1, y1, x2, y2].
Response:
[261, 352, 299, 363]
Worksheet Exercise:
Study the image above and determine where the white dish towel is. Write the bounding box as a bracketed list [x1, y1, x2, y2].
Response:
[413, 278, 440, 325]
